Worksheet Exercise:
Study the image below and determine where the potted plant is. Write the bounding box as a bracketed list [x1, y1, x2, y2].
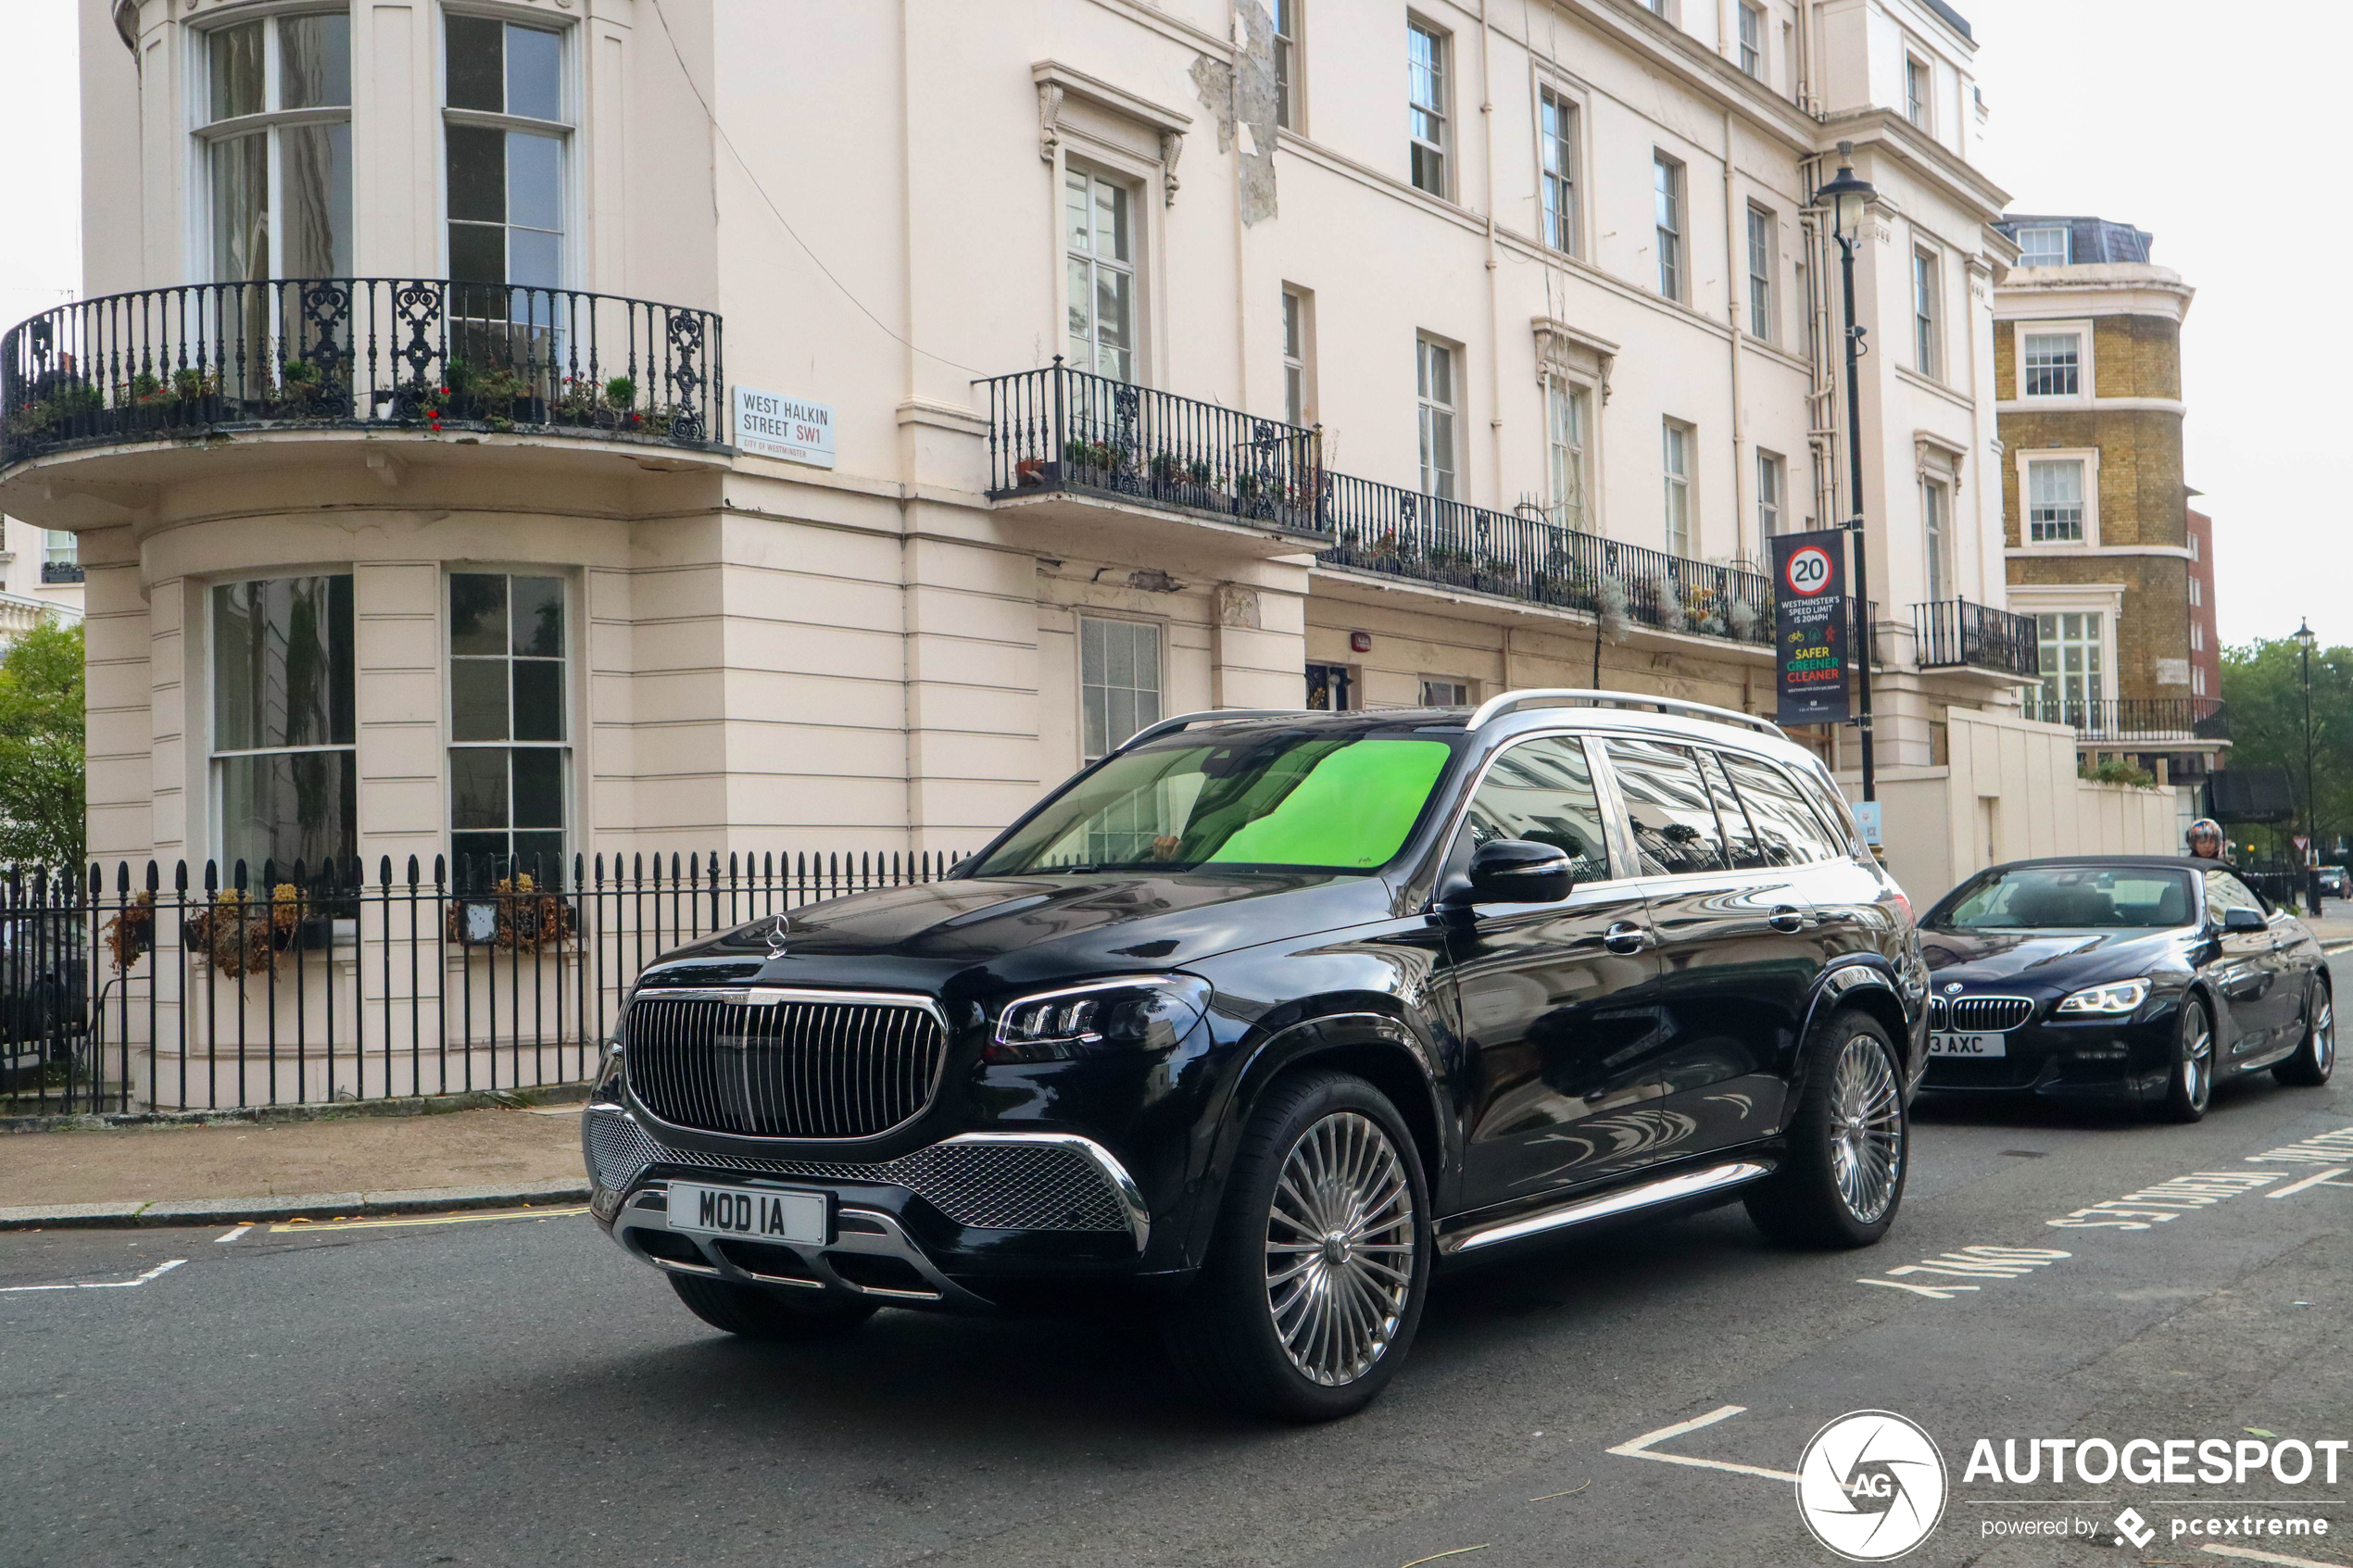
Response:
[446, 873, 578, 953]
[182, 884, 305, 978]
[102, 891, 154, 972]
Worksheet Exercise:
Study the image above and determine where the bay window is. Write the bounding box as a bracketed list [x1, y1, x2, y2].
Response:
[212, 576, 356, 879]
[199, 9, 352, 281]
[449, 573, 570, 883]
[445, 14, 568, 293]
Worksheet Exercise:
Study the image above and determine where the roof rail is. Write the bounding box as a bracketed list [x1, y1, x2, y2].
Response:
[1114, 709, 1308, 754]
[1466, 688, 1784, 738]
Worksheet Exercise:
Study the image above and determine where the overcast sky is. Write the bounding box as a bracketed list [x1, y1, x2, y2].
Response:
[0, 0, 2337, 647]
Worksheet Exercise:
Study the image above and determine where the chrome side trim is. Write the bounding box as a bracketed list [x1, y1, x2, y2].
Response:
[939, 1132, 1151, 1253]
[1442, 1160, 1774, 1254]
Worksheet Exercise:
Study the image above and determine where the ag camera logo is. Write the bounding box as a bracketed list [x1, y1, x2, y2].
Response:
[1796, 1411, 1948, 1562]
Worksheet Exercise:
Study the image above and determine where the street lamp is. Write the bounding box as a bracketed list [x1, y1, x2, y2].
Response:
[1816, 143, 1881, 802]
[2296, 618, 2319, 911]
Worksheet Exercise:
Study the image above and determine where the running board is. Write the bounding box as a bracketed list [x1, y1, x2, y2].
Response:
[1441, 1160, 1776, 1255]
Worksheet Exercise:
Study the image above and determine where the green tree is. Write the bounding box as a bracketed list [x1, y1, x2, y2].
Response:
[0, 618, 85, 873]
[2218, 634, 2353, 862]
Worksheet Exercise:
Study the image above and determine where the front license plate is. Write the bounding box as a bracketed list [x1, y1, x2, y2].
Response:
[669, 1183, 830, 1245]
[1929, 1032, 2007, 1059]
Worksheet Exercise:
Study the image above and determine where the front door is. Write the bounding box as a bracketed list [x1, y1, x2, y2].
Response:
[1600, 736, 1818, 1158]
[1440, 734, 1667, 1212]
[2205, 869, 2295, 1057]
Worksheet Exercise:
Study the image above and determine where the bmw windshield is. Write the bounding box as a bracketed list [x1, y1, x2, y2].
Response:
[1928, 866, 2196, 931]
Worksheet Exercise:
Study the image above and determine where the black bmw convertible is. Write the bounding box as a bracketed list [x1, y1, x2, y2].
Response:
[1918, 856, 2334, 1120]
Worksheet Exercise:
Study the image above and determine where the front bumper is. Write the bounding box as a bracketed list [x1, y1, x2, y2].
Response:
[1919, 1005, 2179, 1100]
[585, 1106, 1155, 1311]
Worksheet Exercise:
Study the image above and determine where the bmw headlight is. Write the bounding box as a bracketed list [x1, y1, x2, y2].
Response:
[2056, 978, 2150, 1016]
[988, 974, 1213, 1064]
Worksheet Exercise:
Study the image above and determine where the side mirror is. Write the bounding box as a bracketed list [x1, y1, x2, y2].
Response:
[1462, 838, 1575, 907]
[2221, 907, 2268, 934]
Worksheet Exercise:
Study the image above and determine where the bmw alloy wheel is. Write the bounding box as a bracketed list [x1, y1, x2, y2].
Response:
[2316, 995, 2335, 1075]
[2182, 1006, 2213, 1109]
[1263, 1110, 1418, 1386]
[1829, 1035, 1904, 1224]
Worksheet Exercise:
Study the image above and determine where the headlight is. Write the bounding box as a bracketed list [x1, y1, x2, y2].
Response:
[988, 974, 1212, 1064]
[2056, 978, 2150, 1016]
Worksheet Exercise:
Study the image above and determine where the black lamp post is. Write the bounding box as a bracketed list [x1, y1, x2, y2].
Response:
[1816, 143, 1880, 802]
[2296, 618, 2320, 912]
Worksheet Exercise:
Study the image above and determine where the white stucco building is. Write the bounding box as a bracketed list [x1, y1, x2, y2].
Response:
[9, 0, 2111, 902]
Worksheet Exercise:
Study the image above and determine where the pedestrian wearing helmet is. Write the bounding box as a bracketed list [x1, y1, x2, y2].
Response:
[2185, 818, 2233, 867]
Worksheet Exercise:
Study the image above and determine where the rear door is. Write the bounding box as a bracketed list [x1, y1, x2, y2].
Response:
[1602, 736, 1818, 1157]
[1439, 734, 1668, 1211]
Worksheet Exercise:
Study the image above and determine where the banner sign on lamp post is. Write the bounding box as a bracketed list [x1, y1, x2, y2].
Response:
[1771, 529, 1851, 726]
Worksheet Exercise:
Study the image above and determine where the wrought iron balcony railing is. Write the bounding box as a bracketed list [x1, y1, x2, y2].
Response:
[979, 359, 1773, 648]
[1913, 597, 2039, 677]
[1, 279, 724, 469]
[2021, 695, 2228, 744]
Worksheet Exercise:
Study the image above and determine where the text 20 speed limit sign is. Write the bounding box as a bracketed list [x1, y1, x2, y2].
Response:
[1770, 530, 1850, 724]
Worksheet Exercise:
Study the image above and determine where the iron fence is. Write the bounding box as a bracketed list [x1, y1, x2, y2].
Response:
[1, 278, 725, 468]
[2020, 696, 2229, 744]
[1, 848, 963, 1117]
[1912, 598, 2039, 677]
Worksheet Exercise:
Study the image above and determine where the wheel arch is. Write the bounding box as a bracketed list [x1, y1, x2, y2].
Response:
[1227, 1012, 1450, 1207]
[1798, 963, 1913, 1084]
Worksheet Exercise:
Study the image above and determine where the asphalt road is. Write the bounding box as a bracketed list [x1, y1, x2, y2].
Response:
[6, 955, 2349, 1568]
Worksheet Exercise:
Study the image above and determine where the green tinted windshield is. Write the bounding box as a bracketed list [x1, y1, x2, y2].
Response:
[974, 733, 1455, 876]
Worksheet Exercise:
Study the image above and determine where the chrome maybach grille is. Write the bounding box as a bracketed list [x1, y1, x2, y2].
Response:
[623, 991, 946, 1139]
[585, 1113, 1133, 1234]
[1947, 996, 2036, 1033]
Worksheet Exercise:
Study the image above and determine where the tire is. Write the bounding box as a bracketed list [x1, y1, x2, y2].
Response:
[2274, 982, 2336, 1088]
[668, 1273, 879, 1340]
[1746, 1009, 1908, 1249]
[2157, 995, 2216, 1123]
[1163, 1070, 1431, 1423]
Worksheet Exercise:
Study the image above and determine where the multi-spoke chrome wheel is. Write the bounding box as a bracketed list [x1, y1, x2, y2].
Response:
[2181, 1007, 2213, 1109]
[1263, 1110, 1418, 1387]
[2278, 988, 2334, 1087]
[1829, 1035, 1904, 1225]
[2313, 996, 2334, 1074]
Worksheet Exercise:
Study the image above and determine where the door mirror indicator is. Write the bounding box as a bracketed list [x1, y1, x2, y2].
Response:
[2220, 906, 2267, 934]
[1459, 838, 1575, 906]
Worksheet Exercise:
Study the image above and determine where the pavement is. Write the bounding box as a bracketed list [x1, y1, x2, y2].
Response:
[0, 1102, 587, 1229]
[1, 950, 2347, 1568]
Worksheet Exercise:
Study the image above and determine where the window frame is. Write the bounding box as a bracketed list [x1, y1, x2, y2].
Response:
[1416, 333, 1460, 501]
[1407, 18, 1450, 198]
[1737, 1, 1766, 78]
[190, 6, 355, 282]
[1281, 285, 1315, 427]
[1545, 375, 1592, 532]
[1662, 417, 1694, 557]
[2032, 609, 2111, 711]
[1538, 86, 1580, 257]
[1272, 0, 1302, 131]
[439, 7, 576, 291]
[206, 571, 359, 882]
[2015, 224, 2070, 269]
[1904, 53, 1931, 130]
[1076, 613, 1165, 762]
[1653, 152, 1686, 302]
[1911, 246, 1942, 379]
[1419, 677, 1471, 708]
[1920, 476, 1950, 602]
[445, 568, 576, 884]
[1063, 161, 1144, 383]
[2018, 448, 2100, 548]
[1745, 203, 1776, 342]
[1755, 447, 1785, 541]
[2013, 320, 2094, 402]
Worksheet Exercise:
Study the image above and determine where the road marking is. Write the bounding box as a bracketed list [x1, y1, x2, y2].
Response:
[2246, 1126, 2353, 1166]
[1856, 1245, 2070, 1298]
[2268, 1167, 2352, 1199]
[1606, 1404, 1801, 1485]
[269, 1205, 589, 1234]
[1395, 1548, 1488, 1568]
[0, 1258, 187, 1294]
[1528, 1480, 1591, 1502]
[2201, 1544, 2347, 1568]
[214, 1224, 253, 1243]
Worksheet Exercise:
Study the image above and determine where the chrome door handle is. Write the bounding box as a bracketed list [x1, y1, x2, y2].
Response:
[1768, 906, 1806, 934]
[1603, 922, 1650, 955]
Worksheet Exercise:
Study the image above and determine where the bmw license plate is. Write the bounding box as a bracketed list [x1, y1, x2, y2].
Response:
[1929, 1031, 2006, 1059]
[669, 1182, 830, 1245]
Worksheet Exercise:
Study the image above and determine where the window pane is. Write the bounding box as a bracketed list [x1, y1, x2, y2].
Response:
[507, 132, 561, 232]
[282, 121, 352, 277]
[1605, 737, 1728, 875]
[447, 125, 505, 224]
[512, 747, 563, 827]
[505, 24, 562, 121]
[451, 748, 509, 831]
[446, 14, 504, 112]
[280, 11, 351, 110]
[213, 576, 355, 751]
[450, 573, 507, 655]
[1720, 751, 1840, 865]
[509, 227, 560, 292]
[1698, 749, 1766, 870]
[1459, 735, 1612, 882]
[209, 20, 265, 122]
[448, 222, 505, 287]
[1096, 180, 1130, 264]
[1063, 168, 1090, 253]
[511, 832, 566, 883]
[510, 662, 563, 744]
[220, 750, 357, 880]
[510, 576, 563, 657]
[1094, 267, 1133, 379]
[210, 133, 270, 284]
[450, 659, 509, 742]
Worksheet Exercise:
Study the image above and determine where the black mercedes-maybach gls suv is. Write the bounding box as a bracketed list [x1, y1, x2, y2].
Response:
[585, 691, 1928, 1420]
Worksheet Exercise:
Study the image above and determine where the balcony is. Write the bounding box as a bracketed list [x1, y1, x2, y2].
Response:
[1912, 598, 2038, 678]
[1, 279, 725, 473]
[980, 360, 1771, 649]
[2022, 696, 2229, 746]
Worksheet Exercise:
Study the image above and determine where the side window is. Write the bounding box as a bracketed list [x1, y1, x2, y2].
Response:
[1696, 750, 1767, 870]
[1720, 751, 1843, 866]
[1603, 737, 1727, 875]
[1455, 735, 1613, 884]
[2205, 871, 2265, 918]
[1784, 761, 1864, 859]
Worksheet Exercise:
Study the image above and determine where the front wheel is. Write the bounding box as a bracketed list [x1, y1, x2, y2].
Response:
[2157, 996, 2215, 1122]
[2274, 984, 2335, 1087]
[668, 1273, 879, 1340]
[1163, 1070, 1430, 1423]
[1746, 1010, 1908, 1249]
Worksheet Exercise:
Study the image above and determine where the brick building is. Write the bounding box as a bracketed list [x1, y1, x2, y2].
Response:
[1992, 215, 2222, 790]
